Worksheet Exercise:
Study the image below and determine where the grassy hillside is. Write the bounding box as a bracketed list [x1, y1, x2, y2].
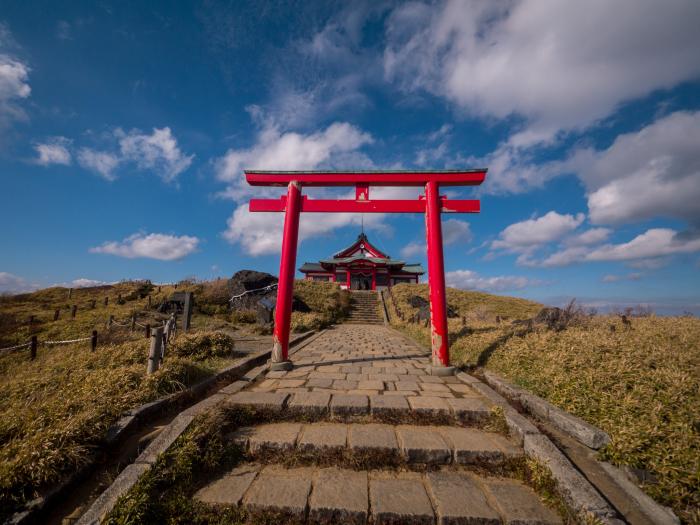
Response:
[0, 279, 348, 520]
[385, 283, 700, 523]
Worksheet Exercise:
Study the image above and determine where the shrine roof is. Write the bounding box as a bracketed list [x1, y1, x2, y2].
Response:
[401, 264, 425, 274]
[320, 255, 402, 265]
[333, 232, 389, 259]
[299, 262, 325, 272]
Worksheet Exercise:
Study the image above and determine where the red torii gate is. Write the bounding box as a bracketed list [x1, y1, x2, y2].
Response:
[246, 169, 486, 374]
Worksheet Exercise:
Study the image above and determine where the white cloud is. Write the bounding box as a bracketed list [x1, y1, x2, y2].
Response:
[539, 228, 700, 266]
[568, 111, 700, 225]
[446, 269, 539, 292]
[0, 272, 38, 294]
[565, 228, 612, 246]
[0, 26, 31, 135]
[77, 148, 120, 180]
[54, 278, 112, 288]
[223, 203, 388, 257]
[383, 0, 700, 145]
[117, 127, 194, 183]
[492, 211, 585, 253]
[602, 273, 643, 283]
[90, 232, 200, 261]
[216, 121, 373, 201]
[400, 241, 425, 259]
[34, 137, 71, 166]
[587, 229, 700, 262]
[443, 219, 472, 245]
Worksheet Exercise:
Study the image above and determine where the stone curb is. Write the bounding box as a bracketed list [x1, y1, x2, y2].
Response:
[455, 371, 621, 525]
[598, 461, 680, 525]
[378, 291, 390, 326]
[67, 331, 319, 525]
[480, 370, 611, 450]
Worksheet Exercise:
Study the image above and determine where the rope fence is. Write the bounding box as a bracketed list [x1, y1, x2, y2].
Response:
[229, 283, 278, 303]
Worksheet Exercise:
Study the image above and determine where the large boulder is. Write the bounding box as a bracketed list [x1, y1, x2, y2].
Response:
[228, 270, 278, 310]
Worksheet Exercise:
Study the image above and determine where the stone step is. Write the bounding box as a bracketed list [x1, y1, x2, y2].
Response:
[226, 390, 494, 425]
[232, 422, 523, 468]
[194, 464, 562, 525]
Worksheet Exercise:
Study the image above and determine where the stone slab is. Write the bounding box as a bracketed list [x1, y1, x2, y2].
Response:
[425, 471, 500, 525]
[370, 395, 409, 417]
[219, 380, 249, 395]
[308, 468, 368, 525]
[446, 397, 491, 423]
[180, 393, 228, 417]
[483, 478, 562, 525]
[358, 380, 385, 390]
[288, 392, 331, 416]
[194, 464, 259, 506]
[226, 391, 289, 412]
[299, 423, 348, 451]
[242, 466, 313, 520]
[330, 394, 369, 416]
[396, 425, 451, 464]
[548, 406, 611, 449]
[348, 424, 398, 453]
[247, 423, 302, 454]
[439, 427, 509, 465]
[407, 395, 451, 416]
[369, 476, 434, 525]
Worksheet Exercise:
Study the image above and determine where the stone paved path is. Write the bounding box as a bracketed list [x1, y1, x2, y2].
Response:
[195, 324, 564, 524]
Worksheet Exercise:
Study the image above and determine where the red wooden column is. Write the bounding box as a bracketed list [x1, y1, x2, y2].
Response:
[372, 268, 377, 290]
[271, 181, 302, 370]
[425, 180, 454, 375]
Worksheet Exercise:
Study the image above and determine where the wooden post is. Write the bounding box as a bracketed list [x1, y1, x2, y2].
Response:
[462, 316, 466, 327]
[68, 288, 72, 299]
[91, 299, 96, 309]
[145, 323, 151, 338]
[147, 327, 163, 374]
[28, 315, 34, 324]
[147, 295, 151, 308]
[131, 315, 136, 332]
[54, 309, 60, 321]
[30, 336, 37, 360]
[108, 315, 114, 328]
[91, 330, 98, 352]
[158, 286, 161, 293]
[71, 305, 77, 318]
[117, 294, 122, 304]
[182, 292, 193, 332]
[104, 296, 109, 306]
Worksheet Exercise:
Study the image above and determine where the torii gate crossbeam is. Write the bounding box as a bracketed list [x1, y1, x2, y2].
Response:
[245, 169, 486, 375]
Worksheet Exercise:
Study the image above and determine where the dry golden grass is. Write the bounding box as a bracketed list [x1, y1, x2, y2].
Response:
[290, 280, 351, 332]
[386, 284, 700, 523]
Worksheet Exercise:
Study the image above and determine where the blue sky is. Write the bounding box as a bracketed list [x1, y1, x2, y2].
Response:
[1, 1, 699, 314]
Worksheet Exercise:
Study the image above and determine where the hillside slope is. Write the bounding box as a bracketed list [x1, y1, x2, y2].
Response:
[385, 283, 700, 523]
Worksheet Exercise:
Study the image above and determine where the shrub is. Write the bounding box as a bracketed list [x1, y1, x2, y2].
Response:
[169, 332, 235, 361]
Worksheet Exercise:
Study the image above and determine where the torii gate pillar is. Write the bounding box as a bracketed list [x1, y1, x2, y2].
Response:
[245, 169, 486, 374]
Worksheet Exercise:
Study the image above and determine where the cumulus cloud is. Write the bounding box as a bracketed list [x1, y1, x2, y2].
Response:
[54, 278, 112, 288]
[564, 228, 612, 246]
[0, 25, 31, 135]
[445, 269, 539, 292]
[117, 127, 194, 183]
[492, 211, 585, 253]
[34, 137, 71, 166]
[602, 273, 643, 283]
[217, 119, 379, 255]
[539, 228, 700, 266]
[383, 0, 700, 145]
[400, 242, 425, 259]
[77, 148, 120, 180]
[90, 232, 200, 260]
[568, 111, 700, 226]
[0, 272, 38, 294]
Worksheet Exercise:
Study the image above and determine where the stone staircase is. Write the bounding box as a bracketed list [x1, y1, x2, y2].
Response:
[345, 290, 383, 325]
[190, 326, 566, 524]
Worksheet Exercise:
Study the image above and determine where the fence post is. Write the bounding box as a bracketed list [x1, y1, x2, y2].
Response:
[91, 299, 96, 309]
[145, 323, 151, 338]
[131, 315, 136, 332]
[28, 315, 34, 324]
[108, 315, 114, 328]
[117, 294, 122, 304]
[158, 286, 161, 293]
[30, 336, 37, 360]
[68, 288, 72, 299]
[147, 295, 151, 308]
[182, 292, 193, 332]
[104, 296, 109, 306]
[91, 330, 98, 352]
[147, 327, 163, 374]
[71, 305, 77, 318]
[54, 309, 60, 321]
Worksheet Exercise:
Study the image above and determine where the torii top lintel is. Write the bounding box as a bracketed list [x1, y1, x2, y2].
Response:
[245, 169, 487, 187]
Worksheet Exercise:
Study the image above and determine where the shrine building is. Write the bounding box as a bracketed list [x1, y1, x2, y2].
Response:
[299, 232, 424, 291]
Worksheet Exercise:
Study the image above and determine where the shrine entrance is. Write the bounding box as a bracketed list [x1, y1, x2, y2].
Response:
[350, 273, 372, 291]
[246, 169, 486, 375]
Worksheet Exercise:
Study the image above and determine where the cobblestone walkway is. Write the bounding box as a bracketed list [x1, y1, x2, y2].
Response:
[195, 324, 563, 524]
